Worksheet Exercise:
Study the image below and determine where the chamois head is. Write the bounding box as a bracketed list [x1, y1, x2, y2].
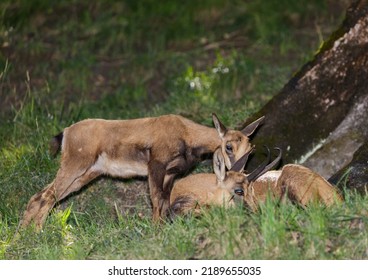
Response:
[216, 146, 282, 204]
[212, 147, 279, 205]
[212, 113, 265, 170]
[239, 147, 282, 210]
[212, 148, 253, 203]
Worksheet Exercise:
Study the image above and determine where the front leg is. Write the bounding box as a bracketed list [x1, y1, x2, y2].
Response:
[148, 160, 166, 221]
[160, 154, 198, 218]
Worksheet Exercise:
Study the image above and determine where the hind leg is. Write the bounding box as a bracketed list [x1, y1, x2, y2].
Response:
[20, 165, 100, 230]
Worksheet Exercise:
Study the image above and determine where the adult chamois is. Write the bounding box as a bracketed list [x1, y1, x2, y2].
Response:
[20, 113, 264, 229]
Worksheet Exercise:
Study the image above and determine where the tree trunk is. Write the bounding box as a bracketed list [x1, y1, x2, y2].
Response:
[329, 142, 368, 193]
[243, 0, 368, 193]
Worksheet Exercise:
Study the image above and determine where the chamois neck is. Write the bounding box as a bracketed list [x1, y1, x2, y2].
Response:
[189, 125, 221, 152]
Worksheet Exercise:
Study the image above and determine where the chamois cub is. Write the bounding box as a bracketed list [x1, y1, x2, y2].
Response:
[20, 113, 264, 229]
[168, 147, 278, 217]
[242, 162, 344, 211]
[169, 147, 343, 217]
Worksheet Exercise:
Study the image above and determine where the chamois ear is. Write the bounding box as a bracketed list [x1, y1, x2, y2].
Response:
[212, 113, 227, 138]
[241, 116, 265, 136]
[230, 148, 254, 172]
[213, 149, 226, 182]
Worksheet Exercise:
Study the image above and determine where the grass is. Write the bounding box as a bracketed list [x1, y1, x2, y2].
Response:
[1, 0, 366, 260]
[2, 196, 368, 259]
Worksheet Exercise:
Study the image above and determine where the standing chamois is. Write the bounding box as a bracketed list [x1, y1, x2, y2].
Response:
[169, 147, 342, 217]
[20, 113, 264, 229]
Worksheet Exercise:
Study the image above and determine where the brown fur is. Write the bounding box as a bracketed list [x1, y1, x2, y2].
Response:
[20, 114, 263, 229]
[243, 164, 343, 211]
[170, 172, 247, 216]
[169, 149, 249, 216]
[169, 152, 343, 216]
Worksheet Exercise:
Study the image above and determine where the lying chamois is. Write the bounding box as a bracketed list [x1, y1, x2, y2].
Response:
[169, 147, 342, 217]
[242, 161, 344, 212]
[20, 113, 264, 229]
[168, 147, 277, 216]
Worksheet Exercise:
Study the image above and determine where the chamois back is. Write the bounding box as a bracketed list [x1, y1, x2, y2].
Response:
[276, 164, 343, 206]
[242, 164, 343, 211]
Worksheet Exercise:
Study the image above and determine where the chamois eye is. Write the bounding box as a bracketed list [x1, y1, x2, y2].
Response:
[226, 143, 233, 153]
[234, 188, 244, 196]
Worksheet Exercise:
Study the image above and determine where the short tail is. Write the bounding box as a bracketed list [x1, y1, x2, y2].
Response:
[49, 132, 64, 156]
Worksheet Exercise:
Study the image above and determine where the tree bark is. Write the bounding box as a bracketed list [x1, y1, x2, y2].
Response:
[329, 142, 368, 193]
[243, 0, 368, 193]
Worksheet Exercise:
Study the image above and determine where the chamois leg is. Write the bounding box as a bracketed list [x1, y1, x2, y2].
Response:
[21, 163, 100, 230]
[160, 173, 176, 218]
[148, 160, 166, 222]
[20, 180, 58, 229]
[161, 155, 196, 218]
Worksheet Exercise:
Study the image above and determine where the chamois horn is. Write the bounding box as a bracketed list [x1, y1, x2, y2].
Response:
[246, 147, 282, 182]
